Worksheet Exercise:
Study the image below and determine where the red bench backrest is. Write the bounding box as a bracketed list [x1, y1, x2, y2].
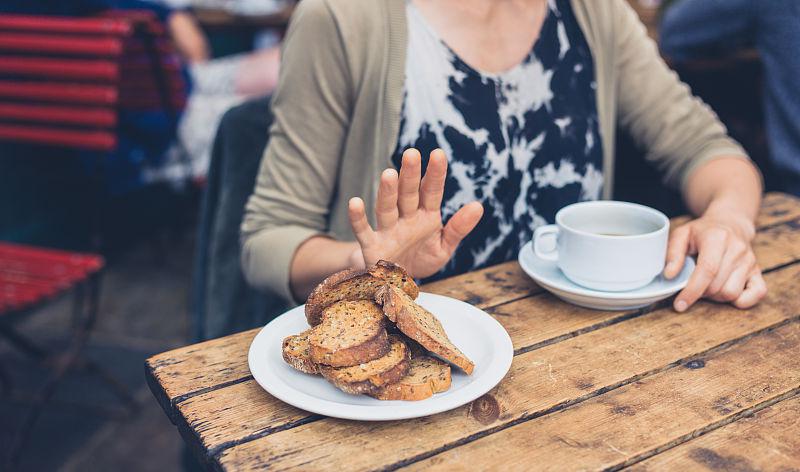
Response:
[0, 12, 187, 151]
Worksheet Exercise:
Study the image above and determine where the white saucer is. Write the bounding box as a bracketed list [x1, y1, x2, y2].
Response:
[518, 241, 695, 311]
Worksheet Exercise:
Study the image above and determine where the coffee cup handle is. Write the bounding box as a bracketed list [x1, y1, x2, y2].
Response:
[533, 225, 559, 261]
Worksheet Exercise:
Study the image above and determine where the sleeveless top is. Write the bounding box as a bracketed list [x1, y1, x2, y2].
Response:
[393, 0, 605, 280]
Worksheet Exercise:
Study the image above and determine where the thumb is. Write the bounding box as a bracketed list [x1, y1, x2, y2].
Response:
[441, 202, 483, 253]
[664, 224, 690, 279]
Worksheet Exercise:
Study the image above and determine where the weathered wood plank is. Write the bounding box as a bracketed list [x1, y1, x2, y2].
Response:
[628, 395, 800, 472]
[148, 212, 800, 409]
[169, 219, 800, 460]
[757, 191, 800, 226]
[146, 194, 798, 397]
[423, 261, 541, 308]
[146, 329, 259, 406]
[215, 264, 800, 471]
[406, 322, 800, 471]
[177, 380, 319, 457]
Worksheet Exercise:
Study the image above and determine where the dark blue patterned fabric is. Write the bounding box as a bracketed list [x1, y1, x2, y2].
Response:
[394, 0, 604, 280]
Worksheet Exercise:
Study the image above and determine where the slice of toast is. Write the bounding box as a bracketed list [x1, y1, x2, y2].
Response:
[308, 300, 388, 367]
[281, 330, 319, 374]
[320, 336, 410, 395]
[369, 355, 451, 401]
[376, 285, 475, 375]
[305, 260, 419, 326]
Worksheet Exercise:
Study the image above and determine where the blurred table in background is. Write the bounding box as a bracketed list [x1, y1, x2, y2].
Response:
[192, 5, 293, 30]
[186, 0, 294, 31]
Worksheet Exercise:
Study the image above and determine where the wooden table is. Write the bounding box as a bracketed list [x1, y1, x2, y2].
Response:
[147, 192, 800, 471]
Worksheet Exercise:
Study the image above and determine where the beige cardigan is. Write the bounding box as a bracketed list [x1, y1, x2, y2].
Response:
[241, 0, 750, 301]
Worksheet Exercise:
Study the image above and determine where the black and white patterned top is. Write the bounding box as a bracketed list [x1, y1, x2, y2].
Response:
[393, 0, 604, 280]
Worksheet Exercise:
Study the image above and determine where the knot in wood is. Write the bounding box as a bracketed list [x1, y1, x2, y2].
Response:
[470, 394, 500, 424]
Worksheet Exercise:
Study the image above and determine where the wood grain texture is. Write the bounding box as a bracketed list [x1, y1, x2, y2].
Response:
[757, 192, 800, 226]
[422, 261, 540, 308]
[143, 193, 800, 470]
[146, 329, 259, 409]
[149, 207, 800, 410]
[162, 212, 800, 462]
[215, 264, 800, 471]
[176, 223, 800, 460]
[408, 321, 800, 471]
[628, 395, 800, 472]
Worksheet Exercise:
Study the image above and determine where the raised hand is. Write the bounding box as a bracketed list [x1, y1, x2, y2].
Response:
[347, 148, 484, 278]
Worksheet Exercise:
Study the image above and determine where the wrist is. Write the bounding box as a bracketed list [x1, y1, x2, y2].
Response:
[347, 244, 366, 270]
[702, 200, 756, 240]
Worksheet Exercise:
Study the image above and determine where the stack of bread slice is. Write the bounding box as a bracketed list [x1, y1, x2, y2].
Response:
[282, 261, 474, 400]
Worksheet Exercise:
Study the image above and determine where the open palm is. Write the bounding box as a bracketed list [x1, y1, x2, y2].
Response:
[348, 148, 484, 278]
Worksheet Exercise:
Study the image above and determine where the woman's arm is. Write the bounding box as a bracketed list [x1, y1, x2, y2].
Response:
[289, 237, 360, 301]
[241, 0, 353, 302]
[611, 0, 766, 310]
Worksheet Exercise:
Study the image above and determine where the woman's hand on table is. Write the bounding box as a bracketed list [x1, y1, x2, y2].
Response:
[347, 148, 484, 278]
[664, 209, 766, 312]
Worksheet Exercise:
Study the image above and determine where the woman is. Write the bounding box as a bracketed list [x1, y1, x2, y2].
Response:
[241, 0, 766, 313]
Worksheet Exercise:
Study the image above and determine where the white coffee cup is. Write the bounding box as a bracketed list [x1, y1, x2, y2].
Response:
[532, 201, 669, 292]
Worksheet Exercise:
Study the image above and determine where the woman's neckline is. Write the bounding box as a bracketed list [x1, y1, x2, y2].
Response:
[407, 0, 553, 79]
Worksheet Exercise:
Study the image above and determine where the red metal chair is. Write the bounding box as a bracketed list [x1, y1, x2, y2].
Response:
[0, 242, 140, 469]
[0, 11, 187, 468]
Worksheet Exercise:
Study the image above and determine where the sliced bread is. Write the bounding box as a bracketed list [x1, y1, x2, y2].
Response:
[305, 260, 419, 326]
[376, 285, 475, 375]
[308, 300, 388, 367]
[321, 336, 410, 395]
[369, 356, 451, 401]
[281, 330, 319, 374]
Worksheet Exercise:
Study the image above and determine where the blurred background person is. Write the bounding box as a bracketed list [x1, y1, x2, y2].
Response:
[660, 0, 800, 197]
[0, 0, 281, 187]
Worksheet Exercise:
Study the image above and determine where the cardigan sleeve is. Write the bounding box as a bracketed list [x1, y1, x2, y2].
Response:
[612, 0, 757, 192]
[240, 0, 352, 302]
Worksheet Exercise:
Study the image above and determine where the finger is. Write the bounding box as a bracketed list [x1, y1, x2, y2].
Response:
[706, 239, 749, 296]
[664, 225, 691, 279]
[441, 201, 484, 253]
[375, 169, 399, 230]
[398, 148, 422, 217]
[709, 261, 751, 303]
[420, 149, 448, 212]
[733, 269, 768, 309]
[673, 231, 727, 312]
[348, 197, 375, 247]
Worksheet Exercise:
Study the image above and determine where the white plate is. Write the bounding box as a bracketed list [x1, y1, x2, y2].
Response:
[518, 241, 695, 311]
[248, 292, 514, 421]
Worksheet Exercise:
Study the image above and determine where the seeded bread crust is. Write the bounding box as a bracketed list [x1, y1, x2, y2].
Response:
[304, 260, 419, 326]
[320, 336, 411, 395]
[376, 285, 475, 375]
[281, 329, 319, 374]
[369, 355, 451, 401]
[308, 300, 389, 367]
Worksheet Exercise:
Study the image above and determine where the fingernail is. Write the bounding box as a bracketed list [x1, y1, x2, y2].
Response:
[675, 300, 688, 312]
[664, 262, 675, 274]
